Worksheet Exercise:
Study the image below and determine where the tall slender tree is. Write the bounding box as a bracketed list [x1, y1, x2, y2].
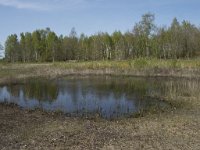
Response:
[133, 13, 156, 57]
[46, 32, 58, 62]
[0, 43, 4, 58]
[5, 34, 19, 62]
[3, 13, 200, 62]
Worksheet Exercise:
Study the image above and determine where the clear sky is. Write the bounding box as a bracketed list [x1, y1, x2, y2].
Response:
[0, 0, 200, 49]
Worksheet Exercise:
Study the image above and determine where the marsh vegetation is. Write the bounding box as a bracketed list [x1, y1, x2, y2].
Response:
[0, 74, 200, 149]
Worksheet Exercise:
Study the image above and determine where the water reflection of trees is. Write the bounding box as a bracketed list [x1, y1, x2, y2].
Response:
[67, 77, 150, 100]
[5, 76, 200, 104]
[2, 76, 200, 118]
[65, 77, 200, 102]
[6, 80, 58, 101]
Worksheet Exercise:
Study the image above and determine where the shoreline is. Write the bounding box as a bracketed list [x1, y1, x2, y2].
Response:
[0, 61, 200, 149]
[0, 96, 199, 149]
[0, 61, 200, 85]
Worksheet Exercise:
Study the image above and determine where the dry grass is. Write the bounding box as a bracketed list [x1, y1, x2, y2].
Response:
[0, 60, 200, 149]
[0, 59, 200, 84]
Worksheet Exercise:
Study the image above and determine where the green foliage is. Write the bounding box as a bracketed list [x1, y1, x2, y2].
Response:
[5, 34, 19, 62]
[0, 43, 3, 59]
[4, 13, 200, 63]
[133, 58, 148, 68]
[0, 43, 3, 50]
[171, 60, 178, 68]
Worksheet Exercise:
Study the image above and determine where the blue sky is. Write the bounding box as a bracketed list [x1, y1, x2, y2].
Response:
[0, 0, 200, 49]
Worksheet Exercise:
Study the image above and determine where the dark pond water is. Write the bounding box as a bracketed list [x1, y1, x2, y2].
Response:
[0, 76, 199, 119]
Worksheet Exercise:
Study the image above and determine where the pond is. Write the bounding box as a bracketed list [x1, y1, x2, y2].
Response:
[0, 76, 199, 119]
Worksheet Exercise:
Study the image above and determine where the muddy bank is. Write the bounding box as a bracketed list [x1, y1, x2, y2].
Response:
[0, 63, 200, 149]
[0, 96, 200, 150]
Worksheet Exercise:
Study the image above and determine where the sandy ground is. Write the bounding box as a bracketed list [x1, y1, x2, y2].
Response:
[0, 63, 200, 149]
[0, 96, 200, 150]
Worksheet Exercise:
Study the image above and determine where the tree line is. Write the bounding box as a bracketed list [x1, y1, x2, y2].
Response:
[0, 43, 4, 58]
[4, 13, 200, 62]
